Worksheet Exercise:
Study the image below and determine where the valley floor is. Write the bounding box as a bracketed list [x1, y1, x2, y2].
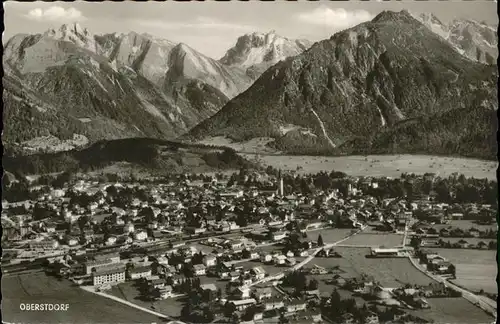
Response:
[243, 154, 497, 180]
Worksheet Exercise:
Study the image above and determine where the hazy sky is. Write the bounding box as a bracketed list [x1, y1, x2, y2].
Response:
[3, 0, 498, 58]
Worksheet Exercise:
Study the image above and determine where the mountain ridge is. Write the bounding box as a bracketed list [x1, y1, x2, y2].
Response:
[3, 24, 311, 154]
[412, 12, 498, 64]
[184, 10, 498, 160]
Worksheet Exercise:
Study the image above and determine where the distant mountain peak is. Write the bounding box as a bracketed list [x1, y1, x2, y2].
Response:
[42, 23, 97, 52]
[220, 31, 312, 72]
[60, 22, 87, 34]
[372, 10, 416, 24]
[413, 13, 498, 64]
[417, 12, 444, 25]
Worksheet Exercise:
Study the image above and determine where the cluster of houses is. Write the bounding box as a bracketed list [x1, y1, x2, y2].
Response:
[2, 170, 496, 324]
[222, 288, 322, 324]
[416, 250, 455, 276]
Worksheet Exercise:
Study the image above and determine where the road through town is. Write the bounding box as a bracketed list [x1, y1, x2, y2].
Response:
[408, 256, 497, 318]
[80, 286, 186, 324]
[402, 225, 497, 318]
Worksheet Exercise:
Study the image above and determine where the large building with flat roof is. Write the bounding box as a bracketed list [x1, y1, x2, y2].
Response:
[92, 265, 126, 286]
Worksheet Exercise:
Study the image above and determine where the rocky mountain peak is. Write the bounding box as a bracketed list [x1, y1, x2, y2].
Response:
[372, 10, 417, 24]
[413, 13, 497, 64]
[418, 12, 445, 26]
[43, 23, 97, 52]
[220, 31, 312, 73]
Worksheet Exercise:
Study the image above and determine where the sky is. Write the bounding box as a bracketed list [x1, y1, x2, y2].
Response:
[3, 0, 498, 59]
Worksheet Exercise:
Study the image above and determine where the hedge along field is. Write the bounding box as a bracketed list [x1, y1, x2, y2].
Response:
[431, 220, 498, 232]
[339, 233, 404, 247]
[429, 248, 497, 294]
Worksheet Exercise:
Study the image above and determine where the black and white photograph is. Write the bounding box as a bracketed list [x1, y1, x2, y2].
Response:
[1, 1, 498, 324]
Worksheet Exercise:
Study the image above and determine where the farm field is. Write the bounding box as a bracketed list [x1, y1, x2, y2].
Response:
[305, 228, 354, 243]
[310, 248, 434, 288]
[2, 273, 161, 323]
[431, 220, 498, 232]
[246, 154, 497, 180]
[428, 248, 497, 294]
[408, 297, 494, 324]
[339, 233, 403, 247]
[109, 281, 184, 317]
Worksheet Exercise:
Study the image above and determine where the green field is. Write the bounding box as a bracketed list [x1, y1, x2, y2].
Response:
[340, 233, 404, 247]
[310, 248, 434, 288]
[2, 273, 161, 323]
[408, 297, 494, 324]
[306, 228, 354, 243]
[109, 281, 185, 318]
[249, 154, 497, 180]
[428, 248, 497, 294]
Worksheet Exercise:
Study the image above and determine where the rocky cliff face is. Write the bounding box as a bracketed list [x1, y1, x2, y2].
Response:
[220, 31, 313, 79]
[186, 10, 497, 159]
[414, 12, 497, 65]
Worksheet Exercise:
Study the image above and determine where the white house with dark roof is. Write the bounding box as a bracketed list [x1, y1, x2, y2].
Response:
[193, 264, 206, 276]
[230, 298, 256, 311]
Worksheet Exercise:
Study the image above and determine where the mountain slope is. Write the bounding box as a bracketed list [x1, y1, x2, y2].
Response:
[220, 31, 313, 79]
[414, 13, 497, 64]
[3, 24, 235, 153]
[185, 10, 498, 159]
[94, 32, 252, 98]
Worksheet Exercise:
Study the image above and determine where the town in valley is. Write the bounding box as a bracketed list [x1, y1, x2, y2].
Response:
[2, 1, 498, 324]
[2, 165, 497, 324]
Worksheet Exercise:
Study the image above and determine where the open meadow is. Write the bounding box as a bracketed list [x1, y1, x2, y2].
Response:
[408, 297, 494, 324]
[339, 233, 404, 247]
[246, 154, 497, 180]
[429, 248, 497, 294]
[1, 272, 161, 323]
[305, 228, 354, 243]
[309, 248, 434, 288]
[109, 281, 184, 317]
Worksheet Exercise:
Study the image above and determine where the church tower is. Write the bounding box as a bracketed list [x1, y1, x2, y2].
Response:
[278, 170, 284, 197]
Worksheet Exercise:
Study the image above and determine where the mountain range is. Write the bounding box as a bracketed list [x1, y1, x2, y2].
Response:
[185, 10, 498, 159]
[414, 12, 498, 65]
[3, 24, 310, 154]
[3, 11, 498, 160]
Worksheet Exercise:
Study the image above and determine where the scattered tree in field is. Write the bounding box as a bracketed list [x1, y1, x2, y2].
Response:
[317, 234, 324, 247]
[308, 279, 319, 290]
